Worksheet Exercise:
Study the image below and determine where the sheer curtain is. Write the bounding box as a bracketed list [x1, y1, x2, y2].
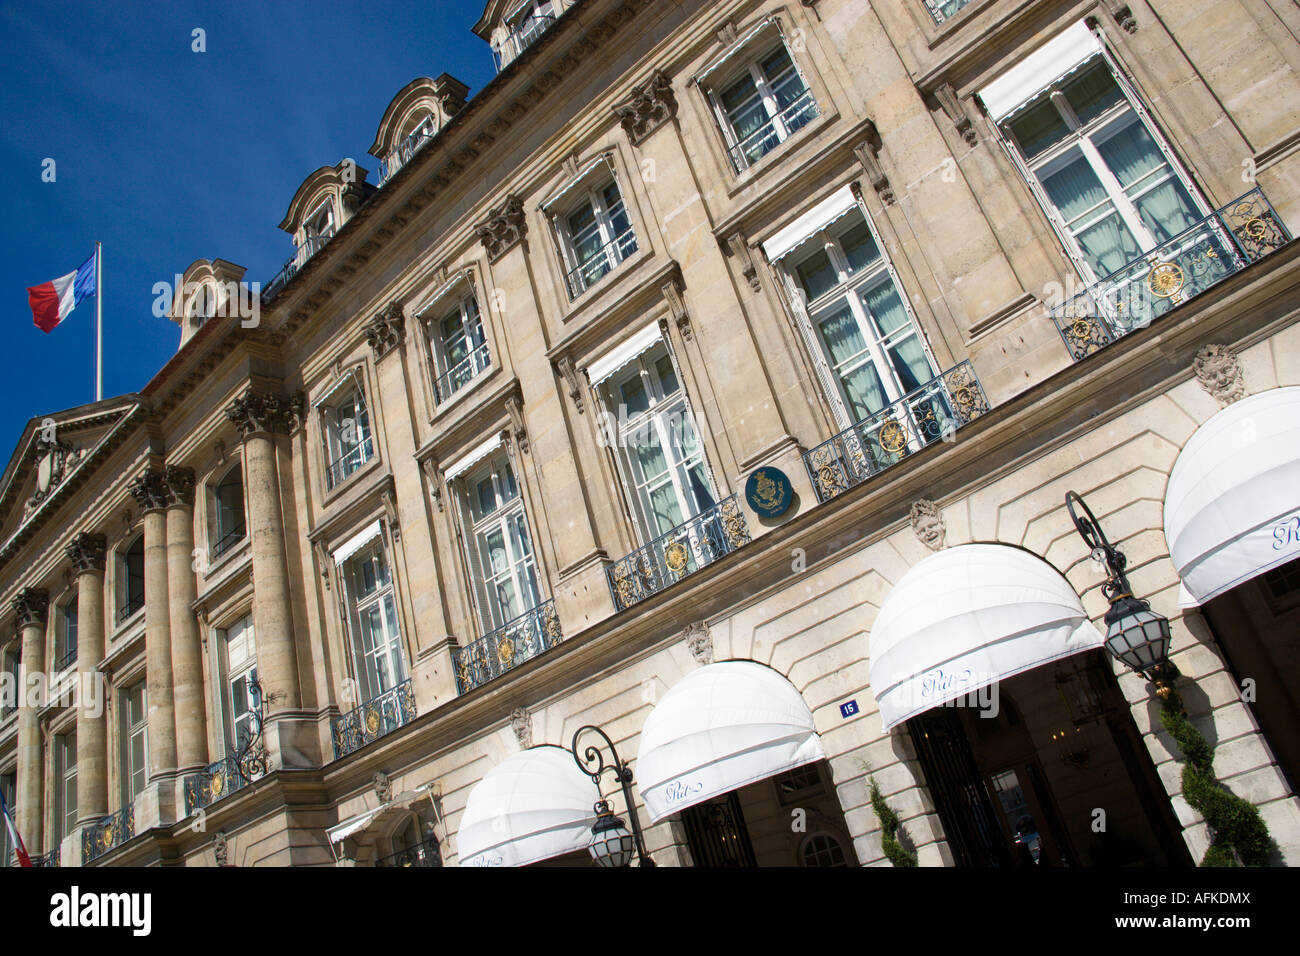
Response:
[1097, 123, 1200, 242]
[818, 306, 886, 420]
[1043, 157, 1139, 276]
[865, 282, 932, 393]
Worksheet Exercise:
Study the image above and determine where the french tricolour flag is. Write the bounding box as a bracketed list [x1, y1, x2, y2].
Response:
[27, 253, 96, 333]
[0, 785, 31, 867]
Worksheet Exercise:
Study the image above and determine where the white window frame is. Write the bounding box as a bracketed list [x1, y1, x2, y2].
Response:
[999, 53, 1210, 287]
[498, 0, 556, 65]
[429, 292, 491, 403]
[458, 454, 542, 633]
[701, 29, 819, 174]
[550, 166, 638, 300]
[318, 377, 375, 491]
[776, 204, 940, 433]
[599, 343, 718, 548]
[121, 681, 148, 804]
[56, 731, 77, 842]
[340, 537, 407, 703]
[216, 614, 258, 754]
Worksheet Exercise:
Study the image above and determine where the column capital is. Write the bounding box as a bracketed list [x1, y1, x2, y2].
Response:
[163, 465, 197, 507]
[66, 532, 108, 574]
[12, 587, 49, 627]
[127, 467, 170, 513]
[474, 194, 526, 263]
[225, 390, 305, 439]
[614, 70, 677, 146]
[364, 301, 406, 360]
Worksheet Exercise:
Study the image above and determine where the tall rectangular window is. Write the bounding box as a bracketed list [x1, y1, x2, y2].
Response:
[341, 539, 406, 702]
[57, 732, 77, 842]
[775, 206, 939, 430]
[122, 682, 148, 803]
[431, 293, 491, 402]
[0, 646, 17, 719]
[1000, 58, 1205, 282]
[601, 343, 717, 544]
[211, 464, 246, 558]
[704, 38, 819, 173]
[460, 455, 541, 632]
[118, 536, 145, 623]
[219, 615, 258, 752]
[557, 178, 637, 299]
[56, 599, 78, 672]
[321, 384, 374, 490]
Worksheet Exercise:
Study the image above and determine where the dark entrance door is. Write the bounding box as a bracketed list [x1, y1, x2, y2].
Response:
[682, 791, 758, 867]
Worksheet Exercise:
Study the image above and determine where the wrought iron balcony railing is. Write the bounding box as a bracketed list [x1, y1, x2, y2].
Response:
[116, 594, 144, 624]
[54, 645, 78, 672]
[212, 523, 246, 559]
[326, 436, 375, 490]
[727, 89, 821, 173]
[433, 342, 492, 404]
[564, 229, 638, 300]
[923, 0, 975, 25]
[1050, 189, 1290, 361]
[804, 361, 991, 505]
[262, 230, 336, 302]
[607, 496, 752, 613]
[375, 835, 443, 867]
[492, 13, 557, 71]
[378, 120, 436, 186]
[452, 600, 562, 695]
[82, 806, 133, 864]
[331, 679, 416, 760]
[183, 751, 266, 815]
[32, 848, 60, 867]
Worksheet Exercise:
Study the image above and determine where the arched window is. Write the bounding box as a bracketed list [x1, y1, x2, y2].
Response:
[799, 832, 848, 867]
[210, 464, 246, 558]
[377, 814, 442, 867]
[117, 536, 145, 623]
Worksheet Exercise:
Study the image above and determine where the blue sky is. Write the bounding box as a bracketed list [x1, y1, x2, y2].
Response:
[0, 0, 496, 449]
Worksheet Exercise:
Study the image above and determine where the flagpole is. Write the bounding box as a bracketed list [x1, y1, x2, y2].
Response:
[95, 241, 103, 402]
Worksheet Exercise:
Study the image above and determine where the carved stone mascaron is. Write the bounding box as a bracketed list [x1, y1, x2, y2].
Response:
[365, 302, 407, 360]
[615, 70, 677, 146]
[67, 532, 108, 574]
[12, 586, 50, 628]
[225, 390, 306, 438]
[475, 195, 527, 263]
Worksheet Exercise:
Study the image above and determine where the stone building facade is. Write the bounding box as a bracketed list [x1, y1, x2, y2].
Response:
[3, 0, 1300, 867]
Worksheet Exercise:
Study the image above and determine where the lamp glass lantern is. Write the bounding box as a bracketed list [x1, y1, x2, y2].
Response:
[587, 802, 635, 868]
[1103, 594, 1172, 675]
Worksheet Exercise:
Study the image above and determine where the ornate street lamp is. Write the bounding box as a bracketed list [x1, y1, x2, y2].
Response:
[1065, 491, 1176, 699]
[571, 724, 655, 867]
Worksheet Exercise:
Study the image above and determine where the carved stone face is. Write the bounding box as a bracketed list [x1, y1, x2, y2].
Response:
[914, 512, 945, 550]
[1194, 346, 1244, 404]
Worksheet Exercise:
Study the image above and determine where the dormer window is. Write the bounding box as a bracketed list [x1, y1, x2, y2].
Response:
[494, 0, 556, 70]
[383, 112, 437, 182]
[548, 165, 638, 300]
[924, 0, 975, 24]
[186, 283, 216, 331]
[319, 377, 375, 491]
[302, 199, 337, 260]
[699, 25, 820, 174]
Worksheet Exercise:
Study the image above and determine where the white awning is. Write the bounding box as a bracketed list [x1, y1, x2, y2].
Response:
[1165, 387, 1300, 606]
[977, 21, 1103, 121]
[636, 661, 825, 823]
[584, 322, 663, 386]
[695, 16, 778, 84]
[541, 154, 615, 212]
[332, 520, 382, 566]
[414, 269, 472, 320]
[442, 433, 504, 482]
[327, 782, 437, 845]
[457, 746, 600, 867]
[315, 366, 365, 408]
[869, 544, 1103, 731]
[761, 186, 859, 262]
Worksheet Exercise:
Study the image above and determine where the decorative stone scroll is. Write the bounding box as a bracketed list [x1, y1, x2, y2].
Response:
[614, 71, 677, 146]
[934, 83, 977, 147]
[853, 122, 895, 206]
[475, 195, 527, 263]
[555, 355, 585, 414]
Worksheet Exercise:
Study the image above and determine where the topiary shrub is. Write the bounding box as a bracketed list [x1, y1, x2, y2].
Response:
[869, 776, 918, 867]
[1159, 698, 1273, 867]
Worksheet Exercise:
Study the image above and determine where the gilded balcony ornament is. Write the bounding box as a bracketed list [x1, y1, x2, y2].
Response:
[941, 364, 991, 423]
[498, 636, 515, 667]
[664, 540, 690, 576]
[1146, 261, 1185, 298]
[720, 497, 750, 549]
[878, 419, 908, 455]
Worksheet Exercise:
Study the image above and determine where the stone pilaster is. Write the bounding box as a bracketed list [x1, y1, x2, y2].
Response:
[226, 389, 314, 768]
[66, 533, 108, 822]
[12, 586, 48, 853]
[127, 468, 178, 783]
[163, 466, 207, 774]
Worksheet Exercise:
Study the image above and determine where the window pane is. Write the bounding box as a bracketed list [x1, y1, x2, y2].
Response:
[686, 462, 716, 513]
[861, 279, 912, 337]
[795, 248, 838, 302]
[1063, 62, 1124, 126]
[648, 481, 684, 536]
[839, 221, 880, 274]
[842, 362, 889, 421]
[477, 479, 496, 518]
[654, 356, 678, 397]
[1096, 123, 1200, 241]
[1041, 156, 1140, 275]
[887, 336, 933, 394]
[1008, 99, 1070, 159]
[618, 374, 650, 416]
[817, 306, 868, 367]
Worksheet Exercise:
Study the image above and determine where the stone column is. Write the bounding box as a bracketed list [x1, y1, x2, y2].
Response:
[66, 533, 108, 821]
[12, 587, 48, 853]
[162, 466, 207, 773]
[226, 389, 312, 767]
[128, 468, 177, 780]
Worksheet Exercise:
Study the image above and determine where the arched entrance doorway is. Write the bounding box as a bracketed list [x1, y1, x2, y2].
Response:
[1164, 386, 1300, 795]
[637, 661, 854, 867]
[872, 543, 1190, 866]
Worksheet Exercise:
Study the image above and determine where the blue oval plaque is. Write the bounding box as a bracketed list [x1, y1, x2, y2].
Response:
[745, 466, 793, 518]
